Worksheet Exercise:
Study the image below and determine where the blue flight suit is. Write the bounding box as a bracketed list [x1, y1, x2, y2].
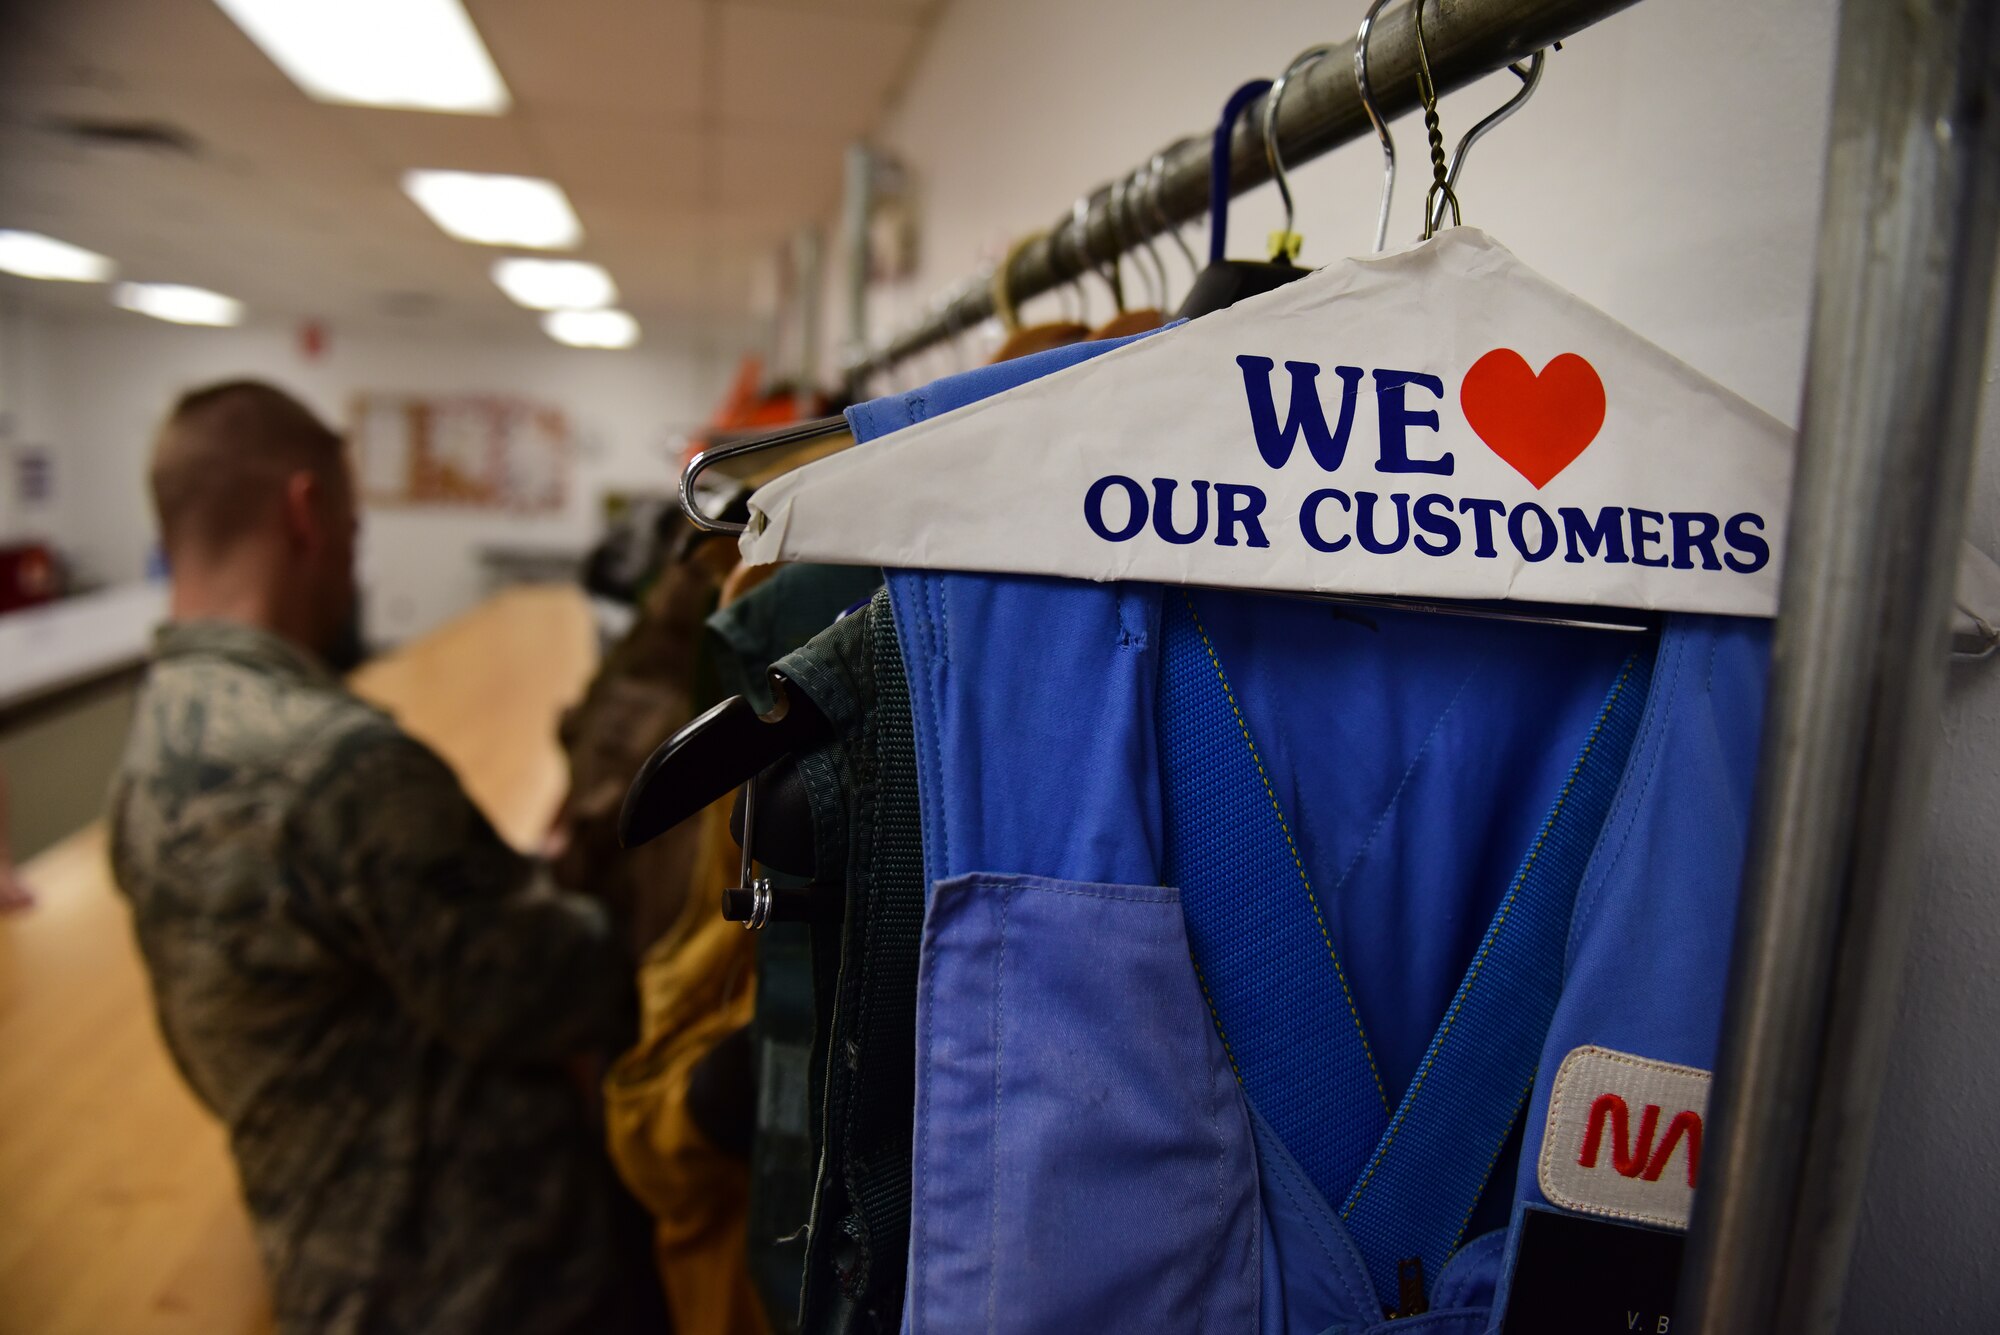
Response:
[839, 335, 1768, 1333]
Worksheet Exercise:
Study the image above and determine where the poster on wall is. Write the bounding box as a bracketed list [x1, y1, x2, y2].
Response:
[350, 393, 571, 512]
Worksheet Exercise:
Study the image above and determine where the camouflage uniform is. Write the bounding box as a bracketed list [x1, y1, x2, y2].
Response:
[109, 621, 637, 1335]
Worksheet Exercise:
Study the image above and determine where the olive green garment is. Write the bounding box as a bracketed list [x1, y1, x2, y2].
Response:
[109, 620, 637, 1335]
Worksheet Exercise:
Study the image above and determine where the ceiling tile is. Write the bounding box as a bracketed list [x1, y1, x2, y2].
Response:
[716, 129, 845, 214]
[471, 0, 709, 124]
[0, 0, 944, 328]
[717, 6, 923, 136]
[341, 107, 549, 179]
[151, 95, 381, 191]
[532, 114, 706, 217]
[721, 0, 943, 21]
[32, 0, 297, 98]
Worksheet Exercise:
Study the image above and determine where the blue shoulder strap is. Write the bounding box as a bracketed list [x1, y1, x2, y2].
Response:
[1159, 590, 1653, 1316]
[1338, 648, 1652, 1309]
[1159, 592, 1393, 1201]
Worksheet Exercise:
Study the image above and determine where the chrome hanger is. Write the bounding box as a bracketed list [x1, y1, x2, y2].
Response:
[1113, 171, 1170, 310]
[1356, 0, 1398, 252]
[1069, 193, 1126, 316]
[1414, 0, 1458, 238]
[1052, 221, 1088, 323]
[681, 414, 850, 535]
[1264, 43, 1334, 263]
[1426, 51, 1546, 234]
[1146, 139, 1203, 282]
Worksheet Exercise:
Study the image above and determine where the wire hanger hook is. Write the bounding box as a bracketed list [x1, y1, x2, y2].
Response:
[1068, 194, 1126, 314]
[1356, 0, 1398, 252]
[1414, 0, 1460, 239]
[1146, 140, 1202, 278]
[1425, 50, 1546, 233]
[1128, 169, 1168, 307]
[1115, 170, 1171, 309]
[1263, 44, 1334, 263]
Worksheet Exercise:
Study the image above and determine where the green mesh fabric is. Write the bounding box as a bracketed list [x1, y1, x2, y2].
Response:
[775, 589, 924, 1335]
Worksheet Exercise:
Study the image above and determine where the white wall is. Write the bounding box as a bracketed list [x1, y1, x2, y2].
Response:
[0, 297, 64, 545]
[870, 0, 1997, 1329]
[864, 0, 1833, 424]
[28, 312, 734, 642]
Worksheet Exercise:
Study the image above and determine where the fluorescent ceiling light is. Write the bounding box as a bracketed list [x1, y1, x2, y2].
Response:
[212, 0, 510, 114]
[113, 283, 244, 327]
[543, 309, 639, 349]
[493, 258, 617, 311]
[404, 171, 582, 249]
[0, 230, 116, 282]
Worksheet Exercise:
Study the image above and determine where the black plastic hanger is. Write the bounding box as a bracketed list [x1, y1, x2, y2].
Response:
[617, 667, 831, 849]
[1174, 78, 1311, 320]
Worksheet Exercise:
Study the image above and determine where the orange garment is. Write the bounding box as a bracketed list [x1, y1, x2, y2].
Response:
[1090, 307, 1165, 340]
[682, 356, 830, 469]
[990, 321, 1091, 362]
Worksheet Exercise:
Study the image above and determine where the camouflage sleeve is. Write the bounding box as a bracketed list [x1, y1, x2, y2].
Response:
[286, 717, 623, 1064]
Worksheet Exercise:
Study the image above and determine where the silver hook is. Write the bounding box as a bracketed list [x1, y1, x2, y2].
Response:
[1147, 141, 1201, 279]
[1068, 195, 1125, 314]
[1102, 179, 1141, 307]
[1425, 51, 1545, 233]
[1356, 0, 1397, 253]
[1414, 0, 1460, 239]
[734, 773, 773, 929]
[1049, 218, 1087, 323]
[1263, 44, 1334, 262]
[679, 414, 850, 535]
[1131, 164, 1171, 309]
[1113, 172, 1169, 309]
[1054, 260, 1081, 323]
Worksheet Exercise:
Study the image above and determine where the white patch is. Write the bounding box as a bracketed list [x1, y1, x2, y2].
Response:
[1538, 1045, 1711, 1230]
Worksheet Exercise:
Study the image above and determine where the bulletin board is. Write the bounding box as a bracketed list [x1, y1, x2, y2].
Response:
[351, 393, 570, 513]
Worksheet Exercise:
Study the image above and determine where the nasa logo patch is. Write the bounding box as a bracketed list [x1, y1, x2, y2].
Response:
[1538, 1045, 1711, 1230]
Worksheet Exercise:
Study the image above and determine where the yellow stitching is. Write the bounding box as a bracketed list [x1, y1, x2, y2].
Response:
[1182, 592, 1388, 1112]
[1448, 1070, 1539, 1254]
[1190, 957, 1245, 1085]
[1343, 656, 1637, 1220]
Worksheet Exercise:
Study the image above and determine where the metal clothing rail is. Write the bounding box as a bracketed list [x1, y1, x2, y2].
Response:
[840, 0, 1642, 386]
[1678, 0, 2000, 1330]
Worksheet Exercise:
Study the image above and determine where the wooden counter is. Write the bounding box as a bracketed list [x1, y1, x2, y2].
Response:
[0, 585, 598, 1335]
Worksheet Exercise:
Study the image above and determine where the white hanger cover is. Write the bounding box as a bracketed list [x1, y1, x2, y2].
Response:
[745, 228, 1796, 616]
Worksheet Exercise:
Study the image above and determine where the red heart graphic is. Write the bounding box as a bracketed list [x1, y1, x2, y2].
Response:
[1460, 349, 1606, 489]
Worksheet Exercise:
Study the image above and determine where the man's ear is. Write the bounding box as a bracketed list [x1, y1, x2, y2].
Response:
[282, 470, 323, 552]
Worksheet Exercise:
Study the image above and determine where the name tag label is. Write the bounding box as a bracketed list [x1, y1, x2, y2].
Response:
[1500, 1206, 1685, 1334]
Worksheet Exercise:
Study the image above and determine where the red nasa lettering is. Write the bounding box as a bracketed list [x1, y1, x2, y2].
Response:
[1576, 1093, 1703, 1188]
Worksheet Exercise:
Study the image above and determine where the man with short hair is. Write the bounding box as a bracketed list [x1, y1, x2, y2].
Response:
[111, 380, 649, 1333]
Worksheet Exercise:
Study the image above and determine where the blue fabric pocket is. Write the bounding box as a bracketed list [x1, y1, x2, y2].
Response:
[905, 872, 1260, 1333]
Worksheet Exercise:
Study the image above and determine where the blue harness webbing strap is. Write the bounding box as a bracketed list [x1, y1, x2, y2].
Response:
[1159, 590, 1652, 1315]
[1338, 648, 1651, 1309]
[1159, 594, 1393, 1204]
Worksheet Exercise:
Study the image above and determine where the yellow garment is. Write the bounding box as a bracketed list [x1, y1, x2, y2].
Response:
[604, 793, 768, 1335]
